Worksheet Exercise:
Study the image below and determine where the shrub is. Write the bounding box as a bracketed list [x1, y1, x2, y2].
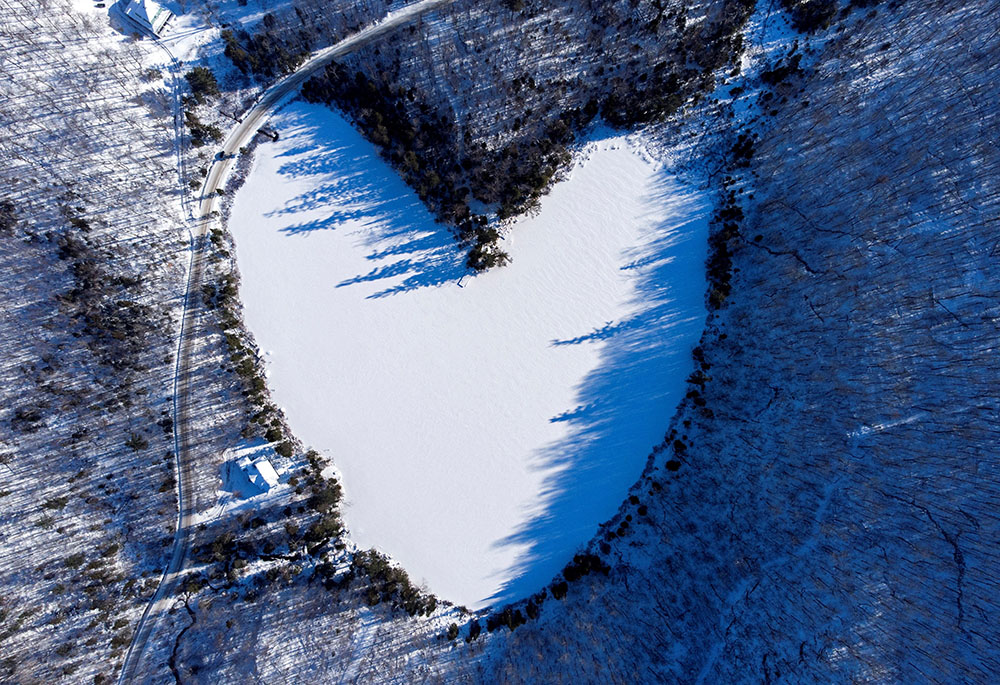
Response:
[0, 199, 16, 234]
[730, 132, 756, 166]
[184, 111, 223, 147]
[466, 241, 510, 272]
[43, 496, 69, 510]
[208, 532, 236, 563]
[12, 406, 43, 432]
[221, 27, 309, 78]
[760, 54, 803, 86]
[305, 513, 342, 546]
[125, 433, 148, 451]
[486, 607, 526, 632]
[64, 553, 86, 569]
[551, 580, 568, 600]
[110, 630, 131, 650]
[562, 553, 609, 582]
[783, 0, 838, 32]
[308, 481, 342, 513]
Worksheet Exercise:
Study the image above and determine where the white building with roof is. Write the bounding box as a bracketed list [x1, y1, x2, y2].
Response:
[118, 0, 173, 37]
[238, 455, 281, 492]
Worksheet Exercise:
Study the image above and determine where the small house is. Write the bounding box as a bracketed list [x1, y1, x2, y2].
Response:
[238, 455, 280, 492]
[118, 0, 174, 37]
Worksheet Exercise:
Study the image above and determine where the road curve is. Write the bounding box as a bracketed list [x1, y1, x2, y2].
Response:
[200, 0, 455, 221]
[117, 1, 454, 681]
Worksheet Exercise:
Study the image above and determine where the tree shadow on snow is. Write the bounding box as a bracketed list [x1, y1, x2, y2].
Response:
[486, 173, 710, 607]
[266, 103, 464, 298]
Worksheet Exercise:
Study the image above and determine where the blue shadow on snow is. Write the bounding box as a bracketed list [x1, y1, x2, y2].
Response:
[486, 173, 710, 606]
[264, 103, 465, 299]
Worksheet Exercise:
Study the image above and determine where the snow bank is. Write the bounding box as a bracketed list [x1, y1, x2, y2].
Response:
[229, 101, 709, 608]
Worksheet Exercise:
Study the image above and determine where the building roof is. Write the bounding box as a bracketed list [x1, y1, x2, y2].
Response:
[121, 0, 172, 36]
[237, 455, 280, 491]
[252, 458, 280, 488]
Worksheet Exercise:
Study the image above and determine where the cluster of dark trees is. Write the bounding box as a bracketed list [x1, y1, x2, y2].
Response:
[221, 24, 311, 78]
[202, 238, 281, 438]
[0, 199, 16, 234]
[183, 67, 220, 104]
[301, 63, 515, 270]
[302, 64, 466, 222]
[180, 67, 223, 148]
[219, 0, 392, 79]
[454, 551, 610, 641]
[302, 452, 344, 552]
[301, 62, 610, 270]
[469, 112, 579, 222]
[707, 185, 743, 310]
[184, 110, 222, 148]
[350, 549, 438, 617]
[785, 0, 891, 34]
[781, 0, 840, 32]
[602, 0, 754, 127]
[290, 0, 762, 270]
[53, 208, 158, 373]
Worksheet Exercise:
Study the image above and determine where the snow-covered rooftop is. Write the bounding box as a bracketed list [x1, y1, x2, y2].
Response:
[119, 0, 172, 37]
[238, 455, 280, 492]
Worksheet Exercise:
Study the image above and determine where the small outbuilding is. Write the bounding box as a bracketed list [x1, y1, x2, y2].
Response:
[118, 0, 173, 37]
[238, 455, 280, 492]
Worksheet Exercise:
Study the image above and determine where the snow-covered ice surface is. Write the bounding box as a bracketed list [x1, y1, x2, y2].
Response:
[229, 100, 708, 608]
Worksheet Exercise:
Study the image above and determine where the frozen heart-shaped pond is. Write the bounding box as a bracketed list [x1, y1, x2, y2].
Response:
[229, 100, 708, 608]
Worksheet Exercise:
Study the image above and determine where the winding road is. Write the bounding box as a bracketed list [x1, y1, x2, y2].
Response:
[117, 1, 453, 681]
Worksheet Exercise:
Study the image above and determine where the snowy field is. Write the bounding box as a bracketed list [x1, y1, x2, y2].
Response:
[229, 100, 709, 608]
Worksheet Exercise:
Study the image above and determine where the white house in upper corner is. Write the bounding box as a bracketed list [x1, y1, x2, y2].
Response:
[238, 455, 281, 492]
[118, 0, 173, 37]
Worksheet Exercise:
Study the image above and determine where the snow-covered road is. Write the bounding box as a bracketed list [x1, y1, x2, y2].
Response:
[199, 0, 455, 223]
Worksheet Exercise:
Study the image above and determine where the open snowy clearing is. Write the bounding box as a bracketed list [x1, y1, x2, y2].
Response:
[229, 100, 709, 608]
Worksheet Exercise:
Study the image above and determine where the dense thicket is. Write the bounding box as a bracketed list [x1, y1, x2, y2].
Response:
[301, 64, 588, 269]
[52, 205, 158, 372]
[780, 0, 839, 32]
